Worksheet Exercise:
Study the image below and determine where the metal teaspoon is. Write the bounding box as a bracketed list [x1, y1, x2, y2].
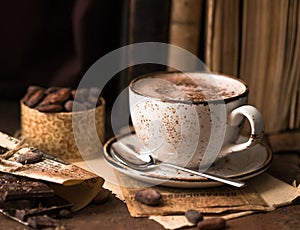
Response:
[110, 142, 246, 188]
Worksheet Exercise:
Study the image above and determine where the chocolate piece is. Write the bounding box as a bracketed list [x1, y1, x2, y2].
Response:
[0, 172, 54, 202]
[14, 196, 72, 221]
[0, 199, 36, 210]
[0, 146, 8, 155]
[0, 172, 73, 228]
[15, 152, 43, 164]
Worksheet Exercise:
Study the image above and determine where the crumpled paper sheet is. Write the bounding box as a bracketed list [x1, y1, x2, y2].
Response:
[149, 173, 300, 229]
[76, 155, 300, 229]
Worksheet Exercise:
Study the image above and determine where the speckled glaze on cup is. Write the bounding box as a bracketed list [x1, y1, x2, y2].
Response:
[129, 72, 264, 170]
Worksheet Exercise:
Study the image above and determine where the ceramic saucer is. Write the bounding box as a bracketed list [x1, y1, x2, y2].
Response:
[103, 133, 272, 188]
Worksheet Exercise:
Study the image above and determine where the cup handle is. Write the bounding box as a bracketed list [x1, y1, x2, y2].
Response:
[224, 105, 264, 153]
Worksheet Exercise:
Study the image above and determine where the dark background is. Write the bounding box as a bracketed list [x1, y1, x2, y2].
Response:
[0, 0, 122, 99]
[0, 0, 171, 107]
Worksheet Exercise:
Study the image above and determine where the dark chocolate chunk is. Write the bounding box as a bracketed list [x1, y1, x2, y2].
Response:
[0, 146, 9, 155]
[0, 172, 54, 202]
[0, 199, 36, 210]
[0, 172, 73, 228]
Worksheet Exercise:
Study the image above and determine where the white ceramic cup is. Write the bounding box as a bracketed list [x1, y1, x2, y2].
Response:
[129, 72, 264, 170]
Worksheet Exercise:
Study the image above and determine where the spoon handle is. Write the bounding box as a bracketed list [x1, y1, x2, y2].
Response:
[162, 163, 246, 188]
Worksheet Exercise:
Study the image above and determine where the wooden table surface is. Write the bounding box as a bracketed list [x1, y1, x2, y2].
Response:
[0, 100, 299, 230]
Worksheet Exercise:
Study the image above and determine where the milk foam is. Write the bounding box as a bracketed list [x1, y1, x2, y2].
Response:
[131, 73, 245, 102]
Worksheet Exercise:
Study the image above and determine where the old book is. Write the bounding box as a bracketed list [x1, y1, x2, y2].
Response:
[168, 0, 203, 70]
[240, 0, 300, 132]
[204, 0, 300, 133]
[205, 0, 240, 76]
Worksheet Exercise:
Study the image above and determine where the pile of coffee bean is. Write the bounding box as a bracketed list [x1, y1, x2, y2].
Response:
[22, 85, 102, 113]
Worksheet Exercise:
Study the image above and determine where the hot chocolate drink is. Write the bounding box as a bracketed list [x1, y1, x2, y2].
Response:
[131, 72, 247, 103]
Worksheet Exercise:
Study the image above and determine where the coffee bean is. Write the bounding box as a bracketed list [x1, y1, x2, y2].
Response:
[89, 87, 101, 96]
[38, 93, 57, 106]
[92, 188, 111, 204]
[64, 100, 87, 112]
[50, 88, 71, 104]
[36, 104, 63, 113]
[72, 90, 86, 103]
[27, 85, 44, 94]
[22, 86, 44, 103]
[135, 188, 162, 206]
[73, 88, 89, 103]
[64, 100, 73, 112]
[57, 209, 73, 218]
[185, 209, 203, 224]
[197, 218, 226, 230]
[45, 86, 60, 94]
[83, 101, 94, 110]
[87, 95, 99, 105]
[24, 89, 45, 108]
[71, 89, 76, 98]
[77, 88, 90, 98]
[15, 152, 43, 164]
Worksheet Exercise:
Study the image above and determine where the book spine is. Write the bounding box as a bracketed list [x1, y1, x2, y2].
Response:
[168, 0, 203, 70]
